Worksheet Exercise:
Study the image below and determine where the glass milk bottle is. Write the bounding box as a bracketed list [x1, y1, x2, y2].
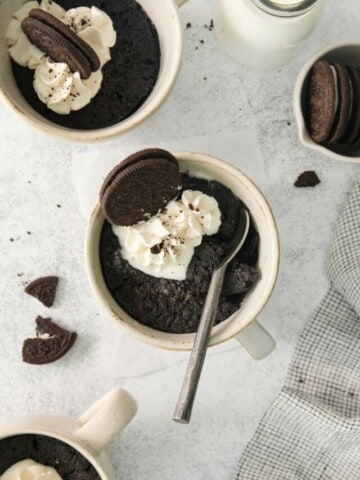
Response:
[215, 0, 325, 69]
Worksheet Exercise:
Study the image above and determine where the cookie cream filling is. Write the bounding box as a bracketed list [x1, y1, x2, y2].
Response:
[6, 0, 116, 114]
[0, 459, 62, 480]
[330, 65, 339, 118]
[113, 190, 222, 281]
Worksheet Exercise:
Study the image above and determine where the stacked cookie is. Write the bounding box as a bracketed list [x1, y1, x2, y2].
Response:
[307, 59, 360, 146]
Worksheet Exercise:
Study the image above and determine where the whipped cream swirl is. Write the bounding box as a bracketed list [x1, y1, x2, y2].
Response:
[113, 190, 222, 281]
[0, 459, 62, 480]
[34, 59, 103, 114]
[6, 1, 116, 114]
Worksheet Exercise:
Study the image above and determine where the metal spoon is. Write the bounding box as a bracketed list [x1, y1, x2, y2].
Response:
[173, 208, 250, 424]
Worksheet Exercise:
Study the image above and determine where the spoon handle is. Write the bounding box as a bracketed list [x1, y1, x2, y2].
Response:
[173, 267, 226, 424]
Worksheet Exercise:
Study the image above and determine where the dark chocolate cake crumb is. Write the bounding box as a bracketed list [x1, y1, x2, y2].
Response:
[186, 22, 192, 29]
[11, 0, 161, 130]
[0, 435, 100, 479]
[100, 174, 259, 334]
[294, 171, 321, 188]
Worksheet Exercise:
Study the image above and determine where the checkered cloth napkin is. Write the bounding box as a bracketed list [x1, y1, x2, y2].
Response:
[235, 180, 360, 479]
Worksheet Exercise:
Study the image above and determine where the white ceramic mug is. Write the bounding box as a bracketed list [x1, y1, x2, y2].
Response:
[0, 0, 188, 142]
[85, 152, 280, 360]
[294, 40, 360, 163]
[0, 387, 137, 479]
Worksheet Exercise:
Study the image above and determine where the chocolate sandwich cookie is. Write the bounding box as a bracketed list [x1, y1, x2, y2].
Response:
[341, 66, 360, 145]
[25, 276, 59, 308]
[22, 9, 100, 79]
[100, 148, 182, 226]
[309, 60, 338, 143]
[326, 63, 353, 144]
[22, 316, 77, 365]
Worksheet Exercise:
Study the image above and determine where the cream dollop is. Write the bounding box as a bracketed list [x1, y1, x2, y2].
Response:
[6, 1, 116, 114]
[34, 59, 102, 114]
[113, 191, 222, 281]
[0, 459, 62, 480]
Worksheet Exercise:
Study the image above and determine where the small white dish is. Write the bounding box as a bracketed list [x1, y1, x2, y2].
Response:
[294, 40, 360, 163]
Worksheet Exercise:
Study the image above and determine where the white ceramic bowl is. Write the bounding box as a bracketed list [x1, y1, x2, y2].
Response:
[0, 0, 184, 141]
[85, 152, 280, 353]
[294, 40, 360, 163]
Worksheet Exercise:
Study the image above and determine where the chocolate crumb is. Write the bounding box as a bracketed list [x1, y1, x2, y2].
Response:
[287, 121, 291, 126]
[57, 204, 61, 208]
[186, 22, 192, 29]
[204, 19, 214, 31]
[294, 171, 321, 188]
[10, 238, 14, 242]
[27, 231, 32, 235]
[200, 39, 204, 44]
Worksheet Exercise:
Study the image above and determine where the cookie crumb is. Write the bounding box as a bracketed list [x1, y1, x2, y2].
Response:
[204, 19, 214, 31]
[294, 171, 321, 188]
[22, 316, 77, 365]
[25, 276, 59, 308]
[287, 121, 291, 126]
[186, 22, 192, 29]
[27, 231, 32, 235]
[200, 39, 204, 44]
[57, 204, 62, 208]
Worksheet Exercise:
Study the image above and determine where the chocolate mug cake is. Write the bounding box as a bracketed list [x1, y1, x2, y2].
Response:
[6, 0, 160, 130]
[0, 435, 100, 479]
[98, 149, 260, 334]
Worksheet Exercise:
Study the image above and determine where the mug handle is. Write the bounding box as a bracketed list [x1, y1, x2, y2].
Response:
[75, 388, 138, 453]
[235, 320, 275, 360]
[176, 0, 189, 6]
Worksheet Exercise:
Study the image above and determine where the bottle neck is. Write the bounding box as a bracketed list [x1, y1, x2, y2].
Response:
[251, 0, 319, 17]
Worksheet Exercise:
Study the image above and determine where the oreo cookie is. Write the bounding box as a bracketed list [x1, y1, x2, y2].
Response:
[22, 9, 100, 79]
[308, 60, 338, 143]
[341, 66, 360, 145]
[100, 149, 182, 226]
[22, 316, 77, 365]
[25, 276, 59, 308]
[326, 63, 352, 144]
[306, 59, 360, 150]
